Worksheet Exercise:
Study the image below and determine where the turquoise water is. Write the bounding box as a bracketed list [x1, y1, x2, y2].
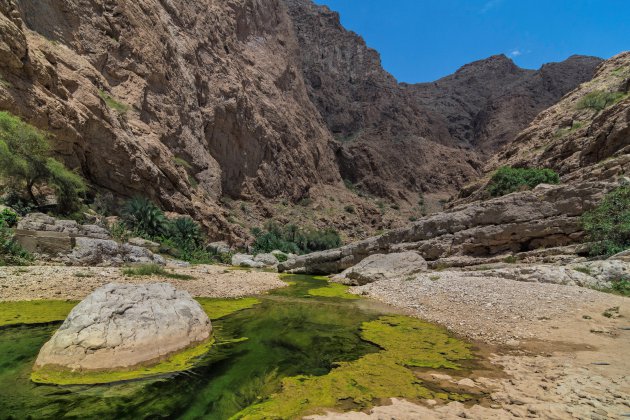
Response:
[0, 276, 385, 419]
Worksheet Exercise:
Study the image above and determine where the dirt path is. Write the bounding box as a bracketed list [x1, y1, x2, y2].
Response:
[311, 272, 630, 419]
[0, 265, 286, 300]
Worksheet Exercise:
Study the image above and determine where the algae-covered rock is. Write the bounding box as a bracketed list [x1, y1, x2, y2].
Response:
[33, 283, 211, 372]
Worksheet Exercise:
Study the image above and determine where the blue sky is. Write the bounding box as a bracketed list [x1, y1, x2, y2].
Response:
[313, 0, 630, 83]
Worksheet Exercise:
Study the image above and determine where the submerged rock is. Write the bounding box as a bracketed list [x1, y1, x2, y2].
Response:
[33, 283, 211, 371]
[334, 251, 428, 286]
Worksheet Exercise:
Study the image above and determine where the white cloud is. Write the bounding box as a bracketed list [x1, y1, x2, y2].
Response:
[510, 50, 522, 57]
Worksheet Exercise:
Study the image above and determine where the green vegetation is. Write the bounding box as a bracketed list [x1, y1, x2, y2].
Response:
[120, 197, 224, 264]
[609, 278, 630, 297]
[0, 208, 18, 227]
[122, 196, 169, 237]
[196, 297, 261, 320]
[582, 184, 630, 256]
[577, 90, 626, 112]
[487, 166, 560, 197]
[235, 315, 472, 419]
[503, 255, 518, 264]
[172, 156, 193, 169]
[573, 266, 592, 276]
[0, 218, 32, 266]
[251, 221, 341, 255]
[122, 263, 195, 280]
[344, 204, 355, 213]
[0, 300, 78, 327]
[0, 111, 86, 214]
[307, 282, 359, 299]
[97, 89, 129, 113]
[32, 337, 215, 385]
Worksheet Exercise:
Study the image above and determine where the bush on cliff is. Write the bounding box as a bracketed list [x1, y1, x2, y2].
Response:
[487, 166, 560, 197]
[0, 111, 86, 214]
[582, 184, 630, 256]
[252, 221, 341, 255]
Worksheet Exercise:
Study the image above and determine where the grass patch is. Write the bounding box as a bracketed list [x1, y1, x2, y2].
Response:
[235, 315, 473, 419]
[0, 300, 78, 328]
[73, 272, 93, 278]
[503, 255, 518, 264]
[172, 156, 193, 170]
[307, 283, 359, 300]
[98, 89, 130, 113]
[429, 275, 441, 281]
[122, 264, 195, 280]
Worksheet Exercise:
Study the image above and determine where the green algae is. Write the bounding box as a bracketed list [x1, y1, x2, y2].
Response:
[308, 282, 360, 299]
[0, 275, 477, 419]
[234, 315, 473, 419]
[196, 297, 261, 320]
[31, 337, 216, 385]
[0, 300, 78, 327]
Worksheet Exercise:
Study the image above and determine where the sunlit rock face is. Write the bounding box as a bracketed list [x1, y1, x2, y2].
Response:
[34, 283, 211, 371]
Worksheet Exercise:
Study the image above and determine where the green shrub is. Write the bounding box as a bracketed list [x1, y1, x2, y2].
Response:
[0, 111, 86, 214]
[344, 205, 355, 214]
[610, 277, 630, 297]
[582, 184, 630, 256]
[0, 219, 32, 266]
[122, 196, 169, 238]
[0, 208, 18, 227]
[170, 216, 203, 251]
[577, 91, 625, 112]
[487, 166, 560, 197]
[252, 221, 341, 255]
[98, 89, 129, 113]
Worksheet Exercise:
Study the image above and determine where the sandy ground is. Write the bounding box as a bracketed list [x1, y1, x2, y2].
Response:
[1, 265, 628, 419]
[312, 272, 630, 419]
[0, 264, 286, 300]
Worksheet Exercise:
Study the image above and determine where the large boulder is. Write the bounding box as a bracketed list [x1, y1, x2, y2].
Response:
[231, 253, 265, 268]
[33, 283, 211, 371]
[254, 253, 279, 266]
[334, 252, 428, 286]
[66, 238, 165, 266]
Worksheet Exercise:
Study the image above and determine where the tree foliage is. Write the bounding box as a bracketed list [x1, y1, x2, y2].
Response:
[582, 184, 630, 256]
[0, 111, 86, 213]
[487, 166, 560, 197]
[252, 221, 341, 255]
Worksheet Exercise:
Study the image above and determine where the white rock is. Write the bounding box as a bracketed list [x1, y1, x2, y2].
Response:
[34, 283, 211, 371]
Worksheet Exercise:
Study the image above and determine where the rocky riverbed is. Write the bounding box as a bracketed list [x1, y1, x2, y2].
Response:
[0, 264, 285, 301]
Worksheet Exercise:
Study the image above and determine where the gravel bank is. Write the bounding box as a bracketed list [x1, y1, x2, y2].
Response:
[312, 270, 630, 419]
[0, 265, 286, 301]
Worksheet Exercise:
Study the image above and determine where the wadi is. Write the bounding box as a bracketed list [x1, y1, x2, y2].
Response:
[0, 0, 628, 419]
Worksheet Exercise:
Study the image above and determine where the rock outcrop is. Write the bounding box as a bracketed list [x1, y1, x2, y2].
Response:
[332, 251, 427, 286]
[14, 213, 164, 266]
[34, 283, 211, 371]
[279, 181, 620, 274]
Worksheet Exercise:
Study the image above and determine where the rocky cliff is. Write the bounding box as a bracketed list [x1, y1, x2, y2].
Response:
[0, 0, 604, 242]
[284, 0, 601, 199]
[457, 52, 630, 204]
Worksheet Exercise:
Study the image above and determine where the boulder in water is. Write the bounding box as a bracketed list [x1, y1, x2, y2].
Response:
[33, 283, 211, 371]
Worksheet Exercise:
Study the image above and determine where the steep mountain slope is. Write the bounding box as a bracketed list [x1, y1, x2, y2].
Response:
[0, 0, 604, 242]
[0, 0, 342, 240]
[284, 0, 601, 199]
[457, 51, 630, 204]
[410, 54, 603, 153]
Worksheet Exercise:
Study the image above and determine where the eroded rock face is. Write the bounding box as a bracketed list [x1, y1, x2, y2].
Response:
[279, 181, 620, 274]
[34, 283, 211, 371]
[333, 252, 427, 286]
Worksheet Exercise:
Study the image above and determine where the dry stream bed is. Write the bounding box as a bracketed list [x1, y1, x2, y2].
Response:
[0, 265, 628, 419]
